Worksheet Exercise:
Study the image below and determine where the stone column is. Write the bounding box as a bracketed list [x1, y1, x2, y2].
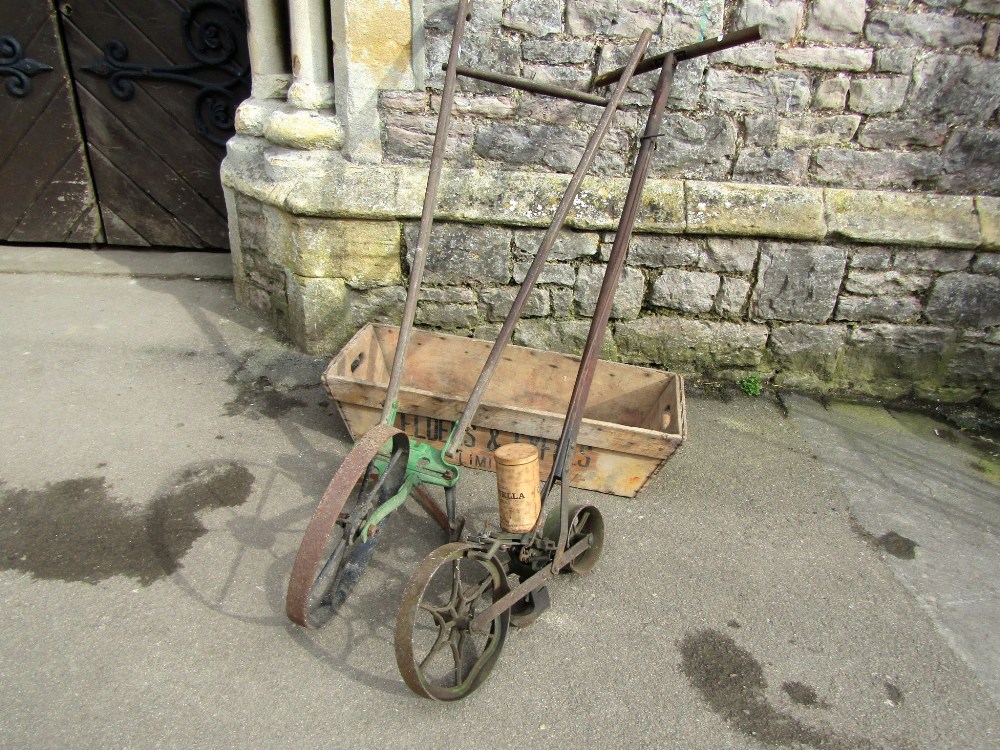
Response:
[331, 0, 423, 164]
[288, 0, 335, 109]
[245, 0, 289, 99]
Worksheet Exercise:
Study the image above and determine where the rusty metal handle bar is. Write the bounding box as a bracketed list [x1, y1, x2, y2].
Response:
[380, 0, 472, 424]
[442, 29, 654, 461]
[543, 55, 678, 569]
[543, 54, 678, 508]
[590, 25, 761, 89]
[445, 64, 610, 107]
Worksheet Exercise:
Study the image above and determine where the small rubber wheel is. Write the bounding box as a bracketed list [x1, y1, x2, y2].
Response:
[395, 542, 510, 701]
[543, 504, 605, 575]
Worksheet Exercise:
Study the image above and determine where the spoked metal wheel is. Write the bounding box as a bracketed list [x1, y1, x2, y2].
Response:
[395, 542, 510, 701]
[544, 503, 605, 575]
[286, 424, 410, 628]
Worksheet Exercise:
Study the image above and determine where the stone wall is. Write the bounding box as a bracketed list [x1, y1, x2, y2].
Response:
[224, 0, 1000, 408]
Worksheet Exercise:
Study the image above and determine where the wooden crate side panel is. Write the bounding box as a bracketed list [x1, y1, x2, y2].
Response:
[366, 325, 675, 428]
[639, 374, 685, 437]
[325, 379, 680, 459]
[336, 403, 672, 498]
[326, 323, 391, 383]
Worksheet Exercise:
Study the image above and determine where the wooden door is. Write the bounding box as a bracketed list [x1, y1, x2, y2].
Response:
[0, 0, 248, 250]
[0, 0, 103, 243]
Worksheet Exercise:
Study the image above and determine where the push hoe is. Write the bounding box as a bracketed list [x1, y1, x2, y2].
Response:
[285, 0, 761, 701]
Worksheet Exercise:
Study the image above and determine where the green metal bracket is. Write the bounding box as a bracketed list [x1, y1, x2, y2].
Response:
[362, 440, 461, 541]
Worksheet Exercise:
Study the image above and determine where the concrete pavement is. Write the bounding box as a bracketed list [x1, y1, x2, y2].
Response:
[0, 247, 997, 749]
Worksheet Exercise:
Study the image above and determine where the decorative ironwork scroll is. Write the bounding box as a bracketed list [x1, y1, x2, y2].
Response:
[82, 0, 249, 146]
[0, 34, 53, 97]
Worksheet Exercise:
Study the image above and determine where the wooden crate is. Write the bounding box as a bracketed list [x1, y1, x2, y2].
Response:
[324, 324, 686, 498]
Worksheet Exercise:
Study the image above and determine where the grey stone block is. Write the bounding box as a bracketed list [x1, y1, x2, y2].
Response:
[814, 149, 942, 190]
[805, 0, 866, 43]
[700, 238, 759, 274]
[514, 318, 618, 359]
[844, 270, 933, 296]
[857, 120, 948, 149]
[705, 70, 810, 113]
[848, 77, 908, 115]
[838, 324, 958, 399]
[404, 223, 511, 285]
[708, 45, 776, 69]
[649, 114, 737, 179]
[347, 286, 407, 330]
[942, 129, 1000, 194]
[849, 247, 894, 270]
[475, 123, 595, 174]
[522, 64, 592, 92]
[736, 0, 805, 43]
[617, 316, 769, 370]
[834, 295, 923, 323]
[751, 243, 848, 323]
[973, 254, 1000, 275]
[925, 273, 1000, 328]
[813, 77, 850, 110]
[715, 277, 752, 318]
[479, 287, 550, 321]
[777, 115, 862, 147]
[419, 287, 476, 304]
[549, 287, 575, 318]
[513, 230, 599, 261]
[502, 0, 564, 35]
[566, 0, 664, 37]
[574, 265, 645, 320]
[866, 11, 984, 49]
[768, 323, 849, 379]
[965, 0, 1000, 14]
[732, 148, 810, 186]
[626, 236, 702, 268]
[745, 114, 779, 147]
[650, 269, 722, 314]
[874, 48, 917, 75]
[416, 303, 479, 330]
[944, 343, 1000, 391]
[776, 47, 873, 71]
[522, 39, 594, 64]
[894, 250, 974, 273]
[909, 56, 1000, 127]
[513, 261, 577, 287]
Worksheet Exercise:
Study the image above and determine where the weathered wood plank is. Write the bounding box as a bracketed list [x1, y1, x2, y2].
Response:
[323, 325, 687, 497]
[0, 0, 101, 243]
[87, 147, 203, 247]
[76, 86, 228, 247]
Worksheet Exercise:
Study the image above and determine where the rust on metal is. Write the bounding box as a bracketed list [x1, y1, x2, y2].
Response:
[395, 543, 510, 701]
[443, 29, 653, 461]
[590, 25, 762, 89]
[448, 64, 610, 106]
[380, 0, 472, 425]
[285, 423, 405, 628]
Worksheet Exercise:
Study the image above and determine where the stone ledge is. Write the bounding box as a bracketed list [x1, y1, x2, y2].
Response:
[686, 181, 826, 240]
[222, 141, 992, 249]
[977, 197, 1000, 251]
[825, 189, 981, 248]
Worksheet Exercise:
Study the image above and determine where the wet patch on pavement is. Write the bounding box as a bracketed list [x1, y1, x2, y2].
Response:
[147, 461, 255, 574]
[850, 518, 919, 560]
[0, 461, 253, 585]
[679, 628, 872, 749]
[782, 681, 829, 709]
[224, 375, 307, 419]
